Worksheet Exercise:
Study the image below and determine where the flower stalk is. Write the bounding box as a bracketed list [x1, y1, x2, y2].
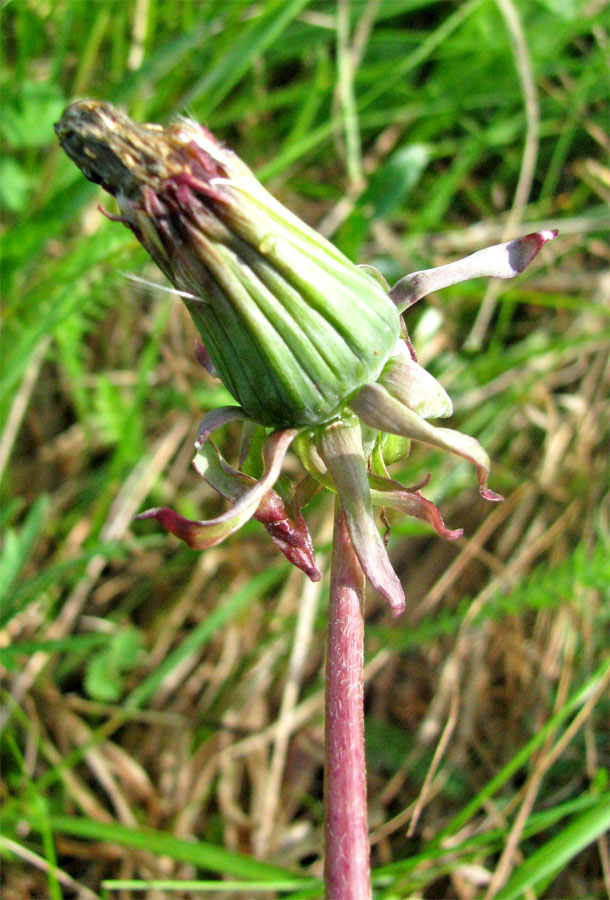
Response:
[55, 99, 556, 898]
[325, 502, 369, 900]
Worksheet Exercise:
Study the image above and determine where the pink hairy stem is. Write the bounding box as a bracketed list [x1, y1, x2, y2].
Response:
[324, 502, 370, 900]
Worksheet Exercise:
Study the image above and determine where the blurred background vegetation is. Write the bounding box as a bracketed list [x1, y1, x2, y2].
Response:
[1, 0, 608, 898]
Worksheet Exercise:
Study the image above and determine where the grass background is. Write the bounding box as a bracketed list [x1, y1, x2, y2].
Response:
[1, 0, 608, 897]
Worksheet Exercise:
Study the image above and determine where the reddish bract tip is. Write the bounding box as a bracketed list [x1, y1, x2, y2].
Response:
[255, 494, 321, 582]
[194, 343, 217, 376]
[509, 229, 559, 275]
[135, 506, 208, 549]
[480, 485, 504, 503]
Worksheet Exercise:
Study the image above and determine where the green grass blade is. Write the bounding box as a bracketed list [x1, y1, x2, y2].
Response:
[126, 566, 285, 709]
[436, 656, 610, 842]
[495, 797, 610, 900]
[101, 878, 320, 894]
[0, 635, 109, 669]
[42, 816, 301, 882]
[181, 0, 311, 117]
[0, 495, 48, 618]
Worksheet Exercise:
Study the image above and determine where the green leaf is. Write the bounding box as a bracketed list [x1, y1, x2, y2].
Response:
[84, 652, 123, 703]
[84, 627, 143, 703]
[1, 82, 66, 149]
[0, 496, 49, 624]
[363, 144, 431, 220]
[0, 157, 33, 213]
[536, 0, 583, 20]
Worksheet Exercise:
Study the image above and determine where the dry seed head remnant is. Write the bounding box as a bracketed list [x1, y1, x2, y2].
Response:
[56, 100, 556, 615]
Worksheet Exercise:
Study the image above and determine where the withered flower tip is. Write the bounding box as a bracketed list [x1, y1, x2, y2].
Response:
[56, 100, 556, 614]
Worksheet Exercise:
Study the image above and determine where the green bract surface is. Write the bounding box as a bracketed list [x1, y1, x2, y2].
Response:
[56, 102, 400, 427]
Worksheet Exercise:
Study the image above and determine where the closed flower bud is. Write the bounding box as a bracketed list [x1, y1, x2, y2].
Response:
[56, 100, 556, 612]
[55, 100, 399, 429]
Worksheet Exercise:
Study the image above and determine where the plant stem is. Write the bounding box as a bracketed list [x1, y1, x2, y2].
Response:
[324, 500, 370, 900]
